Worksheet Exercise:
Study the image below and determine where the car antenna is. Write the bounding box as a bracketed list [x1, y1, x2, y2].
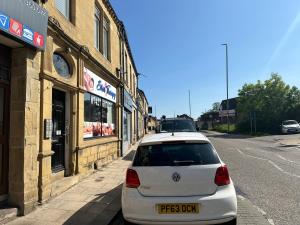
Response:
[172, 114, 175, 136]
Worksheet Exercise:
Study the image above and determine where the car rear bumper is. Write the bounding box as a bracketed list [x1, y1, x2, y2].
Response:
[122, 183, 237, 225]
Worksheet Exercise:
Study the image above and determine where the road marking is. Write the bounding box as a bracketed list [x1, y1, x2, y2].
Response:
[237, 195, 245, 200]
[236, 148, 300, 178]
[268, 218, 275, 225]
[276, 154, 300, 166]
[253, 205, 267, 216]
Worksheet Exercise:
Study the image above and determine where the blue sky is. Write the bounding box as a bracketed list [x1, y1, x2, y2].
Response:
[110, 0, 300, 118]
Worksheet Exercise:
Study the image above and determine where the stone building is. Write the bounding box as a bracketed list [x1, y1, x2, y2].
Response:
[0, 0, 143, 215]
[137, 88, 149, 137]
[118, 22, 138, 155]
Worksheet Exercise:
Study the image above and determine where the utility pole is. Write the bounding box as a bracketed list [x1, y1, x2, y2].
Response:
[189, 90, 192, 117]
[222, 43, 230, 133]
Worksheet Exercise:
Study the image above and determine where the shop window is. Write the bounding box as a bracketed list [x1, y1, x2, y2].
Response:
[55, 0, 70, 20]
[84, 93, 116, 139]
[53, 53, 71, 78]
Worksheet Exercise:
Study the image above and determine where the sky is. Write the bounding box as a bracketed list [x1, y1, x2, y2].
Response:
[110, 0, 300, 119]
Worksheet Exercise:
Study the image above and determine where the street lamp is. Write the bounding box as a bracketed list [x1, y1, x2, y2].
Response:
[222, 43, 230, 133]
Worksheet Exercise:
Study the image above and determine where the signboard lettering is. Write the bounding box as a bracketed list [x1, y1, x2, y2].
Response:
[83, 67, 117, 103]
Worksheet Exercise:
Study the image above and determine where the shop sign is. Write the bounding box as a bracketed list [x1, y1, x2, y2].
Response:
[123, 89, 133, 112]
[83, 67, 117, 103]
[0, 0, 48, 50]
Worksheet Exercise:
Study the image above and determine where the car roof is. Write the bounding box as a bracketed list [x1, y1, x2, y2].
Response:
[283, 120, 297, 122]
[140, 132, 210, 146]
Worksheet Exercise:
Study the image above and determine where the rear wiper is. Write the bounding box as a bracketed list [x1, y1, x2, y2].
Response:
[173, 160, 195, 165]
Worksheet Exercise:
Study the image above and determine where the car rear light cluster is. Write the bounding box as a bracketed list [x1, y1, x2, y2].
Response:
[214, 165, 230, 186]
[126, 169, 140, 188]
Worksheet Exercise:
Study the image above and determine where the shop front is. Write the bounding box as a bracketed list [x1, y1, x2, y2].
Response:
[123, 89, 133, 154]
[83, 67, 117, 139]
[0, 0, 48, 210]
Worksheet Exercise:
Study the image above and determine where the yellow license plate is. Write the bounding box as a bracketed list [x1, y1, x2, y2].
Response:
[157, 203, 200, 214]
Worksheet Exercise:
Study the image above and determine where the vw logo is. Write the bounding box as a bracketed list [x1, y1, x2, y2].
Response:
[172, 172, 181, 182]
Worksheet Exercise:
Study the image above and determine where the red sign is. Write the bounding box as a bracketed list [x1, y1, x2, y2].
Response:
[9, 18, 22, 37]
[34, 32, 44, 47]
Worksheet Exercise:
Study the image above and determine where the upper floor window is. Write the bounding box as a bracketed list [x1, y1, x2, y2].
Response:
[95, 6, 101, 50]
[124, 52, 128, 82]
[55, 0, 70, 19]
[94, 5, 111, 60]
[103, 17, 110, 59]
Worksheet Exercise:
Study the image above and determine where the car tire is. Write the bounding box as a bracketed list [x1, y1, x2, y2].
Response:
[224, 218, 237, 225]
[123, 220, 134, 225]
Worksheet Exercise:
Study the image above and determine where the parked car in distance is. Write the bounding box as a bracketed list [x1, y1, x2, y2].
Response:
[122, 132, 237, 225]
[157, 118, 197, 133]
[281, 120, 300, 134]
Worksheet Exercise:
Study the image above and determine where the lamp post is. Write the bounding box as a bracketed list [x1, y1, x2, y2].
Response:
[222, 43, 230, 133]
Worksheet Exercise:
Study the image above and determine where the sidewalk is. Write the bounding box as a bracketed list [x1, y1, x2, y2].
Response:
[6, 146, 136, 225]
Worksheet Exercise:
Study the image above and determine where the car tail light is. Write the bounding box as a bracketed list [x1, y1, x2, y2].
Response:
[126, 169, 140, 188]
[214, 165, 230, 186]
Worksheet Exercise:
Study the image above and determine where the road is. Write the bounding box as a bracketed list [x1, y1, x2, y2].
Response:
[205, 131, 300, 225]
[110, 131, 300, 225]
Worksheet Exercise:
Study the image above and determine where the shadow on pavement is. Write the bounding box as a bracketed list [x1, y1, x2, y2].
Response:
[62, 184, 123, 225]
[122, 150, 136, 161]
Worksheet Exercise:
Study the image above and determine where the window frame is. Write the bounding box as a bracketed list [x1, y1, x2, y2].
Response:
[84, 92, 117, 139]
[55, 0, 71, 21]
[94, 4, 111, 61]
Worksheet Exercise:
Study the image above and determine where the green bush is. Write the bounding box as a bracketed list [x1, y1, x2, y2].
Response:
[213, 124, 236, 133]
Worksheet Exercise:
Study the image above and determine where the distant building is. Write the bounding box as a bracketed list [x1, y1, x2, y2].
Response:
[219, 98, 238, 123]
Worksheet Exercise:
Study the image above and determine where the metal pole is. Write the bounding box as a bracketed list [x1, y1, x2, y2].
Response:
[222, 44, 229, 133]
[189, 90, 192, 117]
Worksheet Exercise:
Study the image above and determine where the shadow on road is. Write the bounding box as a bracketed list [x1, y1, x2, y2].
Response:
[62, 184, 123, 225]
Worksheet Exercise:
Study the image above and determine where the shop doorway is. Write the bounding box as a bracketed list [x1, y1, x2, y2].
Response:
[0, 84, 9, 197]
[0, 44, 11, 198]
[51, 89, 66, 172]
[123, 110, 131, 155]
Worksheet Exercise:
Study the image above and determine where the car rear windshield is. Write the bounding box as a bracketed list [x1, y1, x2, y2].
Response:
[160, 120, 196, 132]
[133, 143, 220, 167]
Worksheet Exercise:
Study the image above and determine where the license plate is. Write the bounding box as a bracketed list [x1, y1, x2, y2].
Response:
[157, 203, 200, 214]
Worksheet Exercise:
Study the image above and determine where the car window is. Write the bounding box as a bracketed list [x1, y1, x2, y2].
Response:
[160, 120, 196, 132]
[133, 143, 220, 167]
[283, 121, 298, 125]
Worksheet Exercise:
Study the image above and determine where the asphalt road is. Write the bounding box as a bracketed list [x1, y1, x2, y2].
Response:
[205, 131, 300, 225]
[109, 131, 300, 225]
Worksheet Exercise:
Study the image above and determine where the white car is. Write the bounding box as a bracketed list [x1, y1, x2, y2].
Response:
[122, 132, 237, 225]
[281, 120, 300, 134]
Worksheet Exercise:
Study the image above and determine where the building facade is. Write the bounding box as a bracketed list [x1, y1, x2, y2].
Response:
[137, 88, 149, 137]
[118, 22, 138, 155]
[0, 0, 147, 215]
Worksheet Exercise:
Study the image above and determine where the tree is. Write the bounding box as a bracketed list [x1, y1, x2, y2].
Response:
[236, 73, 300, 133]
[212, 102, 220, 111]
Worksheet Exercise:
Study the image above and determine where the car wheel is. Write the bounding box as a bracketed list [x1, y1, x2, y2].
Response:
[223, 218, 237, 225]
[123, 220, 134, 225]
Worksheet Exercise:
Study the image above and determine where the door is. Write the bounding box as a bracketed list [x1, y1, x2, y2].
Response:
[123, 110, 131, 154]
[51, 89, 66, 172]
[0, 84, 9, 195]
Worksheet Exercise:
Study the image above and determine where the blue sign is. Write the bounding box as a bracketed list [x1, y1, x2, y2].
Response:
[22, 25, 33, 43]
[0, 11, 9, 31]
